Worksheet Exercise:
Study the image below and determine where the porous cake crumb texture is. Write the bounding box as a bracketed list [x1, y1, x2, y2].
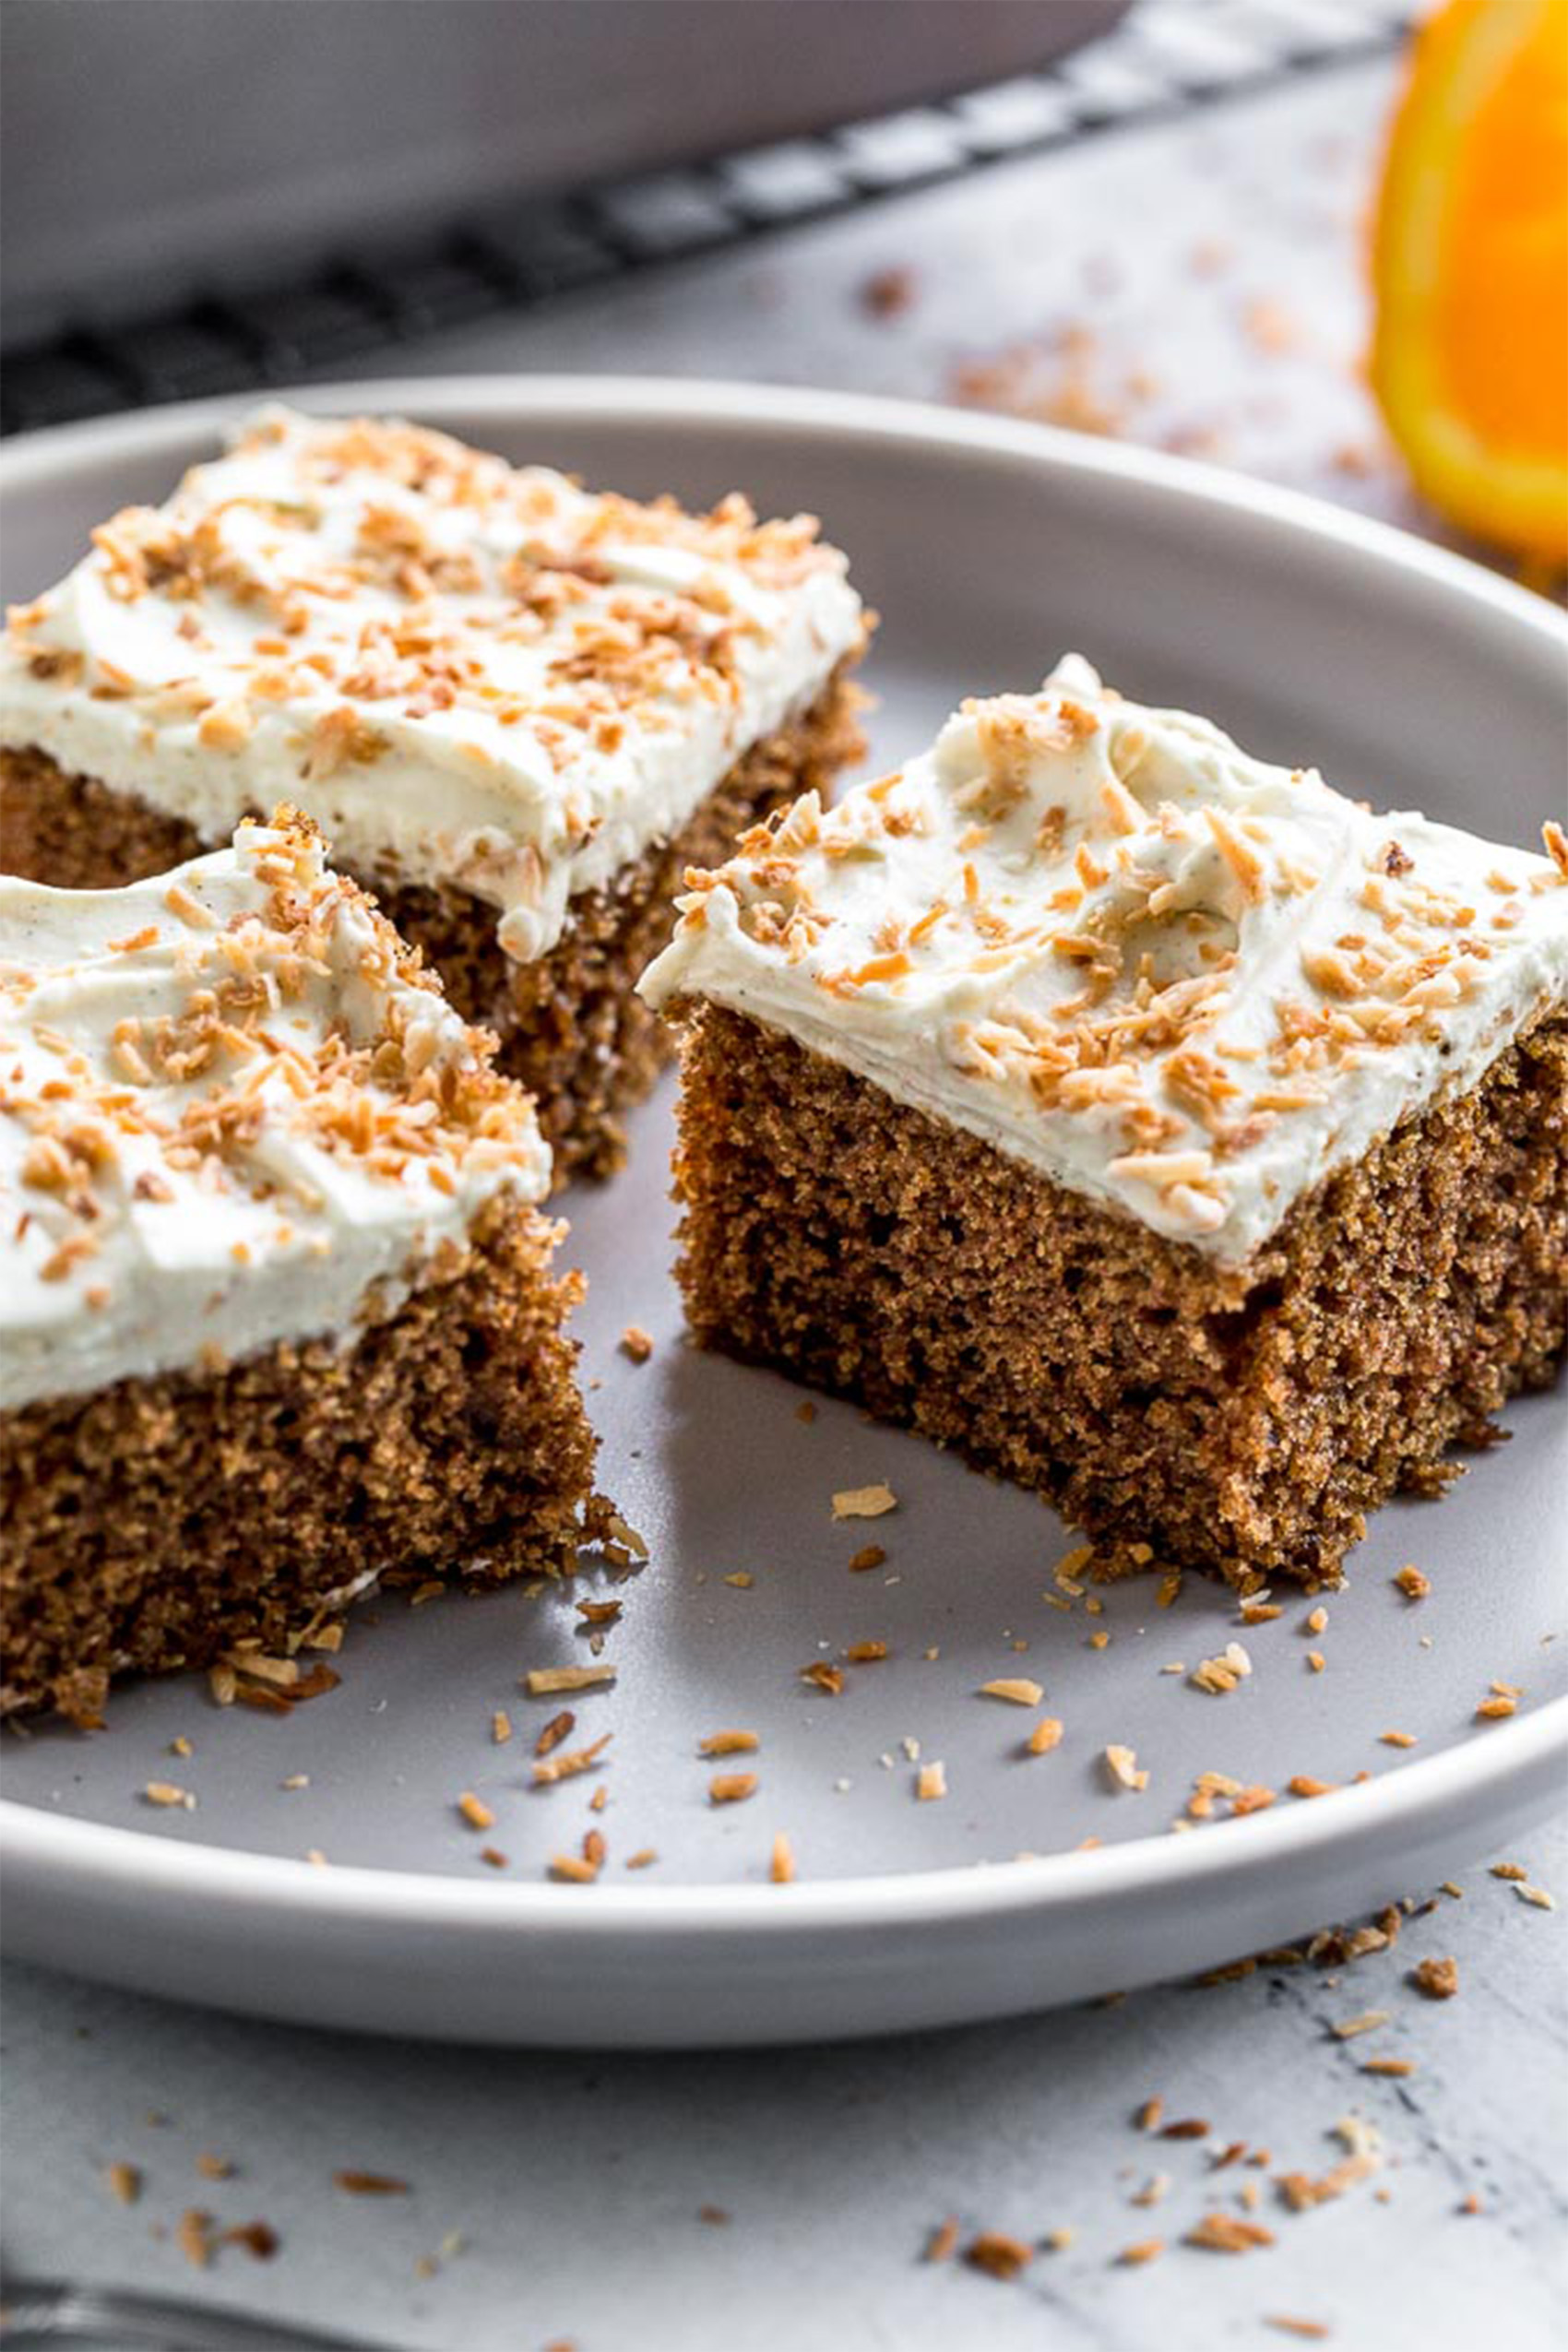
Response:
[671, 1004, 1567, 1588]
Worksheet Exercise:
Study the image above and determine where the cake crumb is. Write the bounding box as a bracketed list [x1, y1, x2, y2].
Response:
[1394, 1564, 1431, 1600]
[492, 1709, 513, 1745]
[1028, 1716, 1064, 1754]
[457, 1792, 495, 1831]
[619, 1324, 654, 1362]
[698, 1729, 760, 1756]
[1116, 2238, 1165, 2266]
[1410, 1956, 1458, 2000]
[770, 1832, 796, 1884]
[105, 2161, 141, 2204]
[916, 1761, 948, 1801]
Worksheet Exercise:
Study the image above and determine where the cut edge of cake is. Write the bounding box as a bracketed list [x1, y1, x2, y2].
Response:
[0, 808, 615, 1721]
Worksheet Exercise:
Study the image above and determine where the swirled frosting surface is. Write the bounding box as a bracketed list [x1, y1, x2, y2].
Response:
[642, 657, 1568, 1263]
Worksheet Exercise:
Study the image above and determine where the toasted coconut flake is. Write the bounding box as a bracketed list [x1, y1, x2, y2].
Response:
[524, 1663, 617, 1696]
[1117, 2238, 1165, 2266]
[924, 2217, 959, 2263]
[832, 1482, 897, 1520]
[531, 1732, 612, 1787]
[848, 1543, 886, 1573]
[981, 1677, 1045, 1707]
[916, 1761, 948, 1802]
[1104, 1743, 1149, 1792]
[334, 2171, 409, 2195]
[963, 2230, 1033, 2281]
[106, 2161, 142, 2205]
[1028, 1716, 1065, 1755]
[1410, 1956, 1458, 2001]
[770, 1832, 796, 1884]
[709, 1772, 758, 1804]
[548, 1853, 600, 1883]
[1185, 2213, 1275, 2253]
[176, 2209, 215, 2268]
[457, 1792, 495, 1831]
[698, 1729, 760, 1756]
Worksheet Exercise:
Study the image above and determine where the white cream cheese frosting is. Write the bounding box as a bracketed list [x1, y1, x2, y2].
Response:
[0, 814, 552, 1412]
[0, 405, 863, 962]
[641, 656, 1568, 1265]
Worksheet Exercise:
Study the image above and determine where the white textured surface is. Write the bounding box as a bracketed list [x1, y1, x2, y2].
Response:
[0, 404, 862, 961]
[0, 819, 549, 1408]
[642, 653, 1567, 1260]
[4, 1822, 1564, 2352]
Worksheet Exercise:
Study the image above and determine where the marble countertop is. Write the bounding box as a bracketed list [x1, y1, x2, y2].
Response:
[4, 38, 1564, 2352]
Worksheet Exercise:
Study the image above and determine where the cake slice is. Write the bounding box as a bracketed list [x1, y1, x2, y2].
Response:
[641, 658, 1568, 1591]
[0, 404, 866, 1182]
[1, 811, 605, 1723]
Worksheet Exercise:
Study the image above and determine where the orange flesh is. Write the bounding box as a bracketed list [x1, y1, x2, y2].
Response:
[1432, 1, 1568, 459]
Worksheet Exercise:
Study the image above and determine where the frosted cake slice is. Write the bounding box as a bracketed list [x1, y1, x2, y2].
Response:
[1, 811, 603, 1721]
[642, 657, 1568, 1589]
[0, 404, 867, 1182]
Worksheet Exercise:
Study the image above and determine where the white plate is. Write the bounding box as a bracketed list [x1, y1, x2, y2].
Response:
[2, 378, 1565, 2049]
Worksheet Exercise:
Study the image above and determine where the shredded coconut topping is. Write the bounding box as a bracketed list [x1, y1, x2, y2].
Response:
[0, 810, 550, 1410]
[1, 406, 863, 963]
[641, 655, 1568, 1261]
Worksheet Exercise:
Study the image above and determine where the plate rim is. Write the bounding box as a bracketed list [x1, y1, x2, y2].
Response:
[3, 371, 1565, 1947]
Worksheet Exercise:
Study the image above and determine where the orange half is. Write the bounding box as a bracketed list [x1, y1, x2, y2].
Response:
[1371, 0, 1568, 561]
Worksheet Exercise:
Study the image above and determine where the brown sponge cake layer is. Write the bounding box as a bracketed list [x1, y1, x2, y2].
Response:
[0, 669, 863, 1183]
[1, 1197, 602, 1724]
[668, 1003, 1568, 1590]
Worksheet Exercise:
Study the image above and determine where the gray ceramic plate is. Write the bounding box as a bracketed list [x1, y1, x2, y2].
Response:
[2, 378, 1564, 2049]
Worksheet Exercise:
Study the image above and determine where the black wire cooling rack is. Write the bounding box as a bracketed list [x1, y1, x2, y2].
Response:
[0, 0, 1414, 436]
